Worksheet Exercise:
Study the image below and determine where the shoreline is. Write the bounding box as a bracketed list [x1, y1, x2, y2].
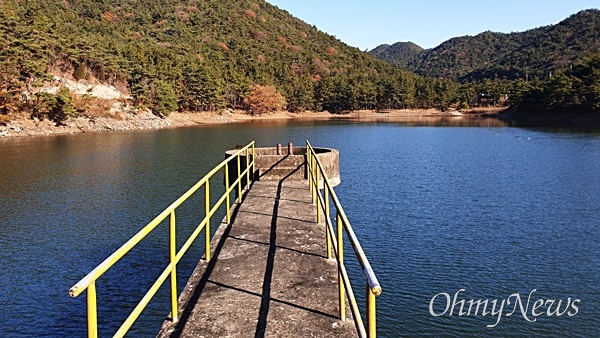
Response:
[494, 108, 600, 124]
[0, 107, 506, 139]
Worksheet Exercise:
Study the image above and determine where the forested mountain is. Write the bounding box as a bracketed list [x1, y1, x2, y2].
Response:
[1, 0, 437, 118]
[1, 1, 599, 121]
[508, 51, 600, 112]
[369, 42, 424, 70]
[370, 9, 600, 82]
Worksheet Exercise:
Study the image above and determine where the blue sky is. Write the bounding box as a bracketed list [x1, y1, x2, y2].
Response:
[267, 0, 600, 50]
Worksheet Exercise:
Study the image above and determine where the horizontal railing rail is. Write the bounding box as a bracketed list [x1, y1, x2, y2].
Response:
[69, 142, 256, 338]
[306, 140, 382, 338]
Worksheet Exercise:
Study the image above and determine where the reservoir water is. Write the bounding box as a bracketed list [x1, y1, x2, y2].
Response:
[1, 118, 599, 337]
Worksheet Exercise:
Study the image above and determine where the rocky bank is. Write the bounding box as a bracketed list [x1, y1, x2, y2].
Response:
[0, 111, 172, 138]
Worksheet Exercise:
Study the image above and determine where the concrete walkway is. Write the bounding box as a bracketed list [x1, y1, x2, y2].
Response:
[157, 179, 356, 338]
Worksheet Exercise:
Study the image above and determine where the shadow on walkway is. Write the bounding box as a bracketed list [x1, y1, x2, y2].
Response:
[158, 168, 355, 338]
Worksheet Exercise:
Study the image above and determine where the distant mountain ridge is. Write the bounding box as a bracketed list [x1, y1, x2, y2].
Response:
[369, 41, 424, 69]
[369, 9, 600, 82]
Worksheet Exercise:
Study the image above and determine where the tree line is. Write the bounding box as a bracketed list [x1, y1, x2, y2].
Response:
[1, 0, 599, 124]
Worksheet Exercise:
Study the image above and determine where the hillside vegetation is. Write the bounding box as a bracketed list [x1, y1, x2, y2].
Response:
[1, 1, 599, 124]
[370, 10, 600, 82]
[1, 0, 462, 122]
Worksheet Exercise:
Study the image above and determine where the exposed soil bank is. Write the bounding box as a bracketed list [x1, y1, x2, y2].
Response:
[0, 111, 172, 138]
[1, 108, 493, 138]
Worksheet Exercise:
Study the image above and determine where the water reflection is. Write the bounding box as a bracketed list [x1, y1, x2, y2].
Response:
[332, 115, 512, 127]
[281, 115, 511, 127]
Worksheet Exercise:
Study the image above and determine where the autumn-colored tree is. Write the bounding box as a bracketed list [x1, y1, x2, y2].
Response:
[101, 12, 118, 23]
[244, 9, 256, 19]
[243, 84, 287, 114]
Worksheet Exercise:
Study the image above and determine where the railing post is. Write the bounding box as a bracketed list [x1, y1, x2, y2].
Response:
[310, 155, 316, 204]
[325, 188, 331, 259]
[306, 145, 309, 184]
[245, 147, 250, 190]
[237, 154, 242, 203]
[252, 143, 256, 182]
[307, 145, 312, 195]
[169, 210, 178, 321]
[225, 163, 231, 224]
[205, 181, 211, 261]
[316, 165, 321, 223]
[337, 211, 345, 321]
[367, 286, 376, 338]
[87, 282, 98, 338]
[316, 192, 321, 224]
[316, 159, 320, 191]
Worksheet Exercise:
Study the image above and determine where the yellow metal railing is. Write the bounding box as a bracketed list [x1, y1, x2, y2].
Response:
[69, 142, 256, 338]
[306, 141, 382, 338]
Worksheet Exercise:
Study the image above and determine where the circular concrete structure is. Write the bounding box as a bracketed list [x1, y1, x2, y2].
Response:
[225, 146, 340, 187]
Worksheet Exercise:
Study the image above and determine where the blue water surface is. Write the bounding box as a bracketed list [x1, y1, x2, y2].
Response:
[0, 119, 599, 337]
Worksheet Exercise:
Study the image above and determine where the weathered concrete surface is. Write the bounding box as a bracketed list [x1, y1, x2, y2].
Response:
[312, 148, 341, 188]
[157, 179, 355, 338]
[224, 147, 341, 186]
[255, 153, 306, 181]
